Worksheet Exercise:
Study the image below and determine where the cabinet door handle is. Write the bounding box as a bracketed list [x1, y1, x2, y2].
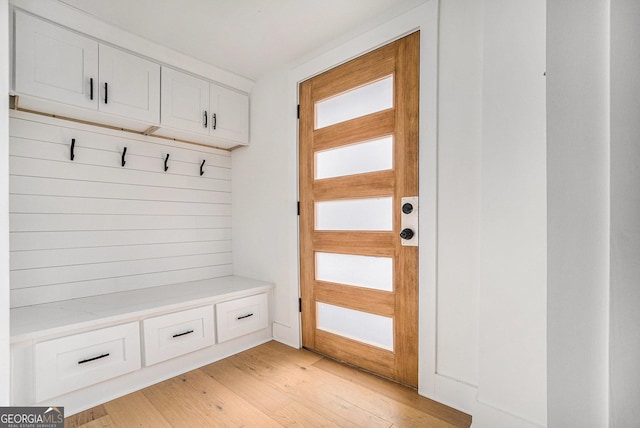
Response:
[172, 330, 194, 338]
[104, 82, 108, 104]
[90, 78, 94, 100]
[212, 113, 217, 130]
[237, 313, 253, 320]
[78, 353, 110, 365]
[204, 110, 208, 128]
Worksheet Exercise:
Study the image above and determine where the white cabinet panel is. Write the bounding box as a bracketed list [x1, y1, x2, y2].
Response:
[98, 44, 160, 123]
[216, 293, 269, 343]
[161, 67, 209, 135]
[14, 10, 98, 109]
[161, 67, 249, 145]
[142, 305, 215, 366]
[34, 322, 141, 402]
[210, 84, 249, 145]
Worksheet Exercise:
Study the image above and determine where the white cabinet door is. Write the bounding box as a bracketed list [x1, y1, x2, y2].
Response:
[210, 84, 249, 145]
[161, 67, 210, 135]
[14, 10, 98, 109]
[99, 44, 160, 124]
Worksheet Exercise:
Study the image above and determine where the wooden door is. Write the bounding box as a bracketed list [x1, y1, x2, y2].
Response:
[299, 32, 419, 387]
[99, 44, 160, 124]
[14, 10, 99, 110]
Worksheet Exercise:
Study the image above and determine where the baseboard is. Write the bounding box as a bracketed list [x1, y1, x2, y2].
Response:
[471, 400, 545, 428]
[420, 373, 477, 416]
[272, 321, 300, 348]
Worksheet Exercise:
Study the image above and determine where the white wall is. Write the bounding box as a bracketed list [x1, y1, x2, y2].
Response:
[475, 1, 547, 427]
[9, 114, 233, 307]
[546, 1, 611, 427]
[435, 0, 482, 388]
[232, 68, 300, 346]
[610, 0, 640, 426]
[1, 0, 11, 405]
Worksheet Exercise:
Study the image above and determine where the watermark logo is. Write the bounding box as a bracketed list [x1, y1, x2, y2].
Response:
[0, 407, 64, 428]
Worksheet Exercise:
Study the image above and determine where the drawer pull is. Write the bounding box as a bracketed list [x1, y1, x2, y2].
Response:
[78, 353, 110, 365]
[237, 313, 254, 320]
[172, 330, 194, 338]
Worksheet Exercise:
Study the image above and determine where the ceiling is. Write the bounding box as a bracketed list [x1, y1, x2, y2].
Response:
[58, 0, 428, 81]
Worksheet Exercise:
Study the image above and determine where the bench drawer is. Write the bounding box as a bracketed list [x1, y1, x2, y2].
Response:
[216, 293, 268, 343]
[34, 322, 141, 402]
[142, 305, 214, 366]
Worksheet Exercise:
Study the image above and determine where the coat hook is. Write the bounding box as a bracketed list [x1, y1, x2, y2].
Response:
[70, 138, 76, 161]
[200, 159, 205, 176]
[164, 153, 170, 172]
[121, 147, 127, 167]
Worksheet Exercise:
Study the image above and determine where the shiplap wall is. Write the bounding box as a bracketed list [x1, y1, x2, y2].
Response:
[9, 113, 233, 308]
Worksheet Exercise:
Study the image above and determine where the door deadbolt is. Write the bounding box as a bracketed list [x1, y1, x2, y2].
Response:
[400, 196, 419, 247]
[402, 203, 414, 214]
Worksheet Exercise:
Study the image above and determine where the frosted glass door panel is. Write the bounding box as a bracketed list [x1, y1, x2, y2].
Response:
[315, 136, 393, 179]
[316, 197, 392, 231]
[316, 252, 392, 291]
[315, 76, 393, 129]
[317, 302, 393, 351]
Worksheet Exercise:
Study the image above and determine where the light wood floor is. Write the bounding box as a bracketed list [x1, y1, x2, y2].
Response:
[66, 341, 471, 427]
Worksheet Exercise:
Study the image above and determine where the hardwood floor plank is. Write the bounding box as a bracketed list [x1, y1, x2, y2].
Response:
[142, 368, 281, 427]
[64, 405, 107, 428]
[102, 390, 172, 427]
[241, 342, 462, 428]
[68, 341, 472, 428]
[207, 354, 391, 428]
[74, 415, 117, 428]
[203, 359, 342, 427]
[313, 356, 473, 428]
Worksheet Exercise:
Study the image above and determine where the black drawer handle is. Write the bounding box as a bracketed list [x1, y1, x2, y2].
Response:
[78, 353, 110, 365]
[89, 78, 93, 100]
[104, 82, 108, 104]
[204, 110, 208, 128]
[237, 313, 253, 320]
[172, 329, 194, 338]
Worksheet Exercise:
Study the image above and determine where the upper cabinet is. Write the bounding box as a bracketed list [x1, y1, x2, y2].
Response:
[97, 44, 160, 124]
[209, 83, 249, 145]
[12, 10, 249, 148]
[14, 11, 160, 125]
[160, 68, 249, 146]
[14, 11, 99, 110]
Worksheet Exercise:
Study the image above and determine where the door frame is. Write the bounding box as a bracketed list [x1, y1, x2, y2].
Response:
[287, 0, 440, 398]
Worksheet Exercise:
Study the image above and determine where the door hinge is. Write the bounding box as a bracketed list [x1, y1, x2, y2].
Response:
[297, 201, 300, 216]
[297, 104, 300, 119]
[299, 297, 302, 313]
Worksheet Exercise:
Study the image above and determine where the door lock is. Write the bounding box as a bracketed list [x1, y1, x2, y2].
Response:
[400, 228, 415, 240]
[400, 196, 418, 246]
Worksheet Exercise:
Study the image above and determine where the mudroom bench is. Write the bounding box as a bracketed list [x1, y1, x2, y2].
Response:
[10, 276, 274, 415]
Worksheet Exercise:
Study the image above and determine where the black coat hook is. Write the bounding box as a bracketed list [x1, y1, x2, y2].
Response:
[164, 153, 170, 172]
[70, 138, 75, 161]
[200, 159, 205, 176]
[121, 147, 127, 167]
